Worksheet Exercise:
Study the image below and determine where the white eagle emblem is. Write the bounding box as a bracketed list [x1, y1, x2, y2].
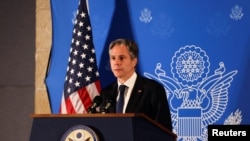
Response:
[144, 45, 238, 141]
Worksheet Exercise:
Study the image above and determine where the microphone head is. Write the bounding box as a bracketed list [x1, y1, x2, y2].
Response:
[100, 93, 117, 113]
[87, 95, 103, 113]
[93, 95, 102, 106]
[107, 94, 116, 106]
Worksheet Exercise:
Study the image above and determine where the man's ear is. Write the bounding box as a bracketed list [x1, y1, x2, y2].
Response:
[133, 58, 138, 68]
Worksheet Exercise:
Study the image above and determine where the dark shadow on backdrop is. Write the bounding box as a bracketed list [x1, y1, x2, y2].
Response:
[238, 37, 250, 123]
[99, 0, 141, 88]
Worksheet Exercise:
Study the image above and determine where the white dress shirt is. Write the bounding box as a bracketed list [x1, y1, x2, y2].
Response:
[117, 72, 137, 113]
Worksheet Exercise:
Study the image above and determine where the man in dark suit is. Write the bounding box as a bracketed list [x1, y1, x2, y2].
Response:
[100, 38, 173, 131]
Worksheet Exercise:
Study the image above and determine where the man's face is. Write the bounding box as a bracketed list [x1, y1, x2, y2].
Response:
[109, 44, 137, 82]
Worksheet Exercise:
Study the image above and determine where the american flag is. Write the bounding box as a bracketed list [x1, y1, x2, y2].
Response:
[60, 0, 101, 114]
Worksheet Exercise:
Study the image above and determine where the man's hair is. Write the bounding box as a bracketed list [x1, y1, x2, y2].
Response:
[109, 38, 139, 59]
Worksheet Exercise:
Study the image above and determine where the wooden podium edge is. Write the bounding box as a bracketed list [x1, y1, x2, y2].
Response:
[30, 113, 177, 139]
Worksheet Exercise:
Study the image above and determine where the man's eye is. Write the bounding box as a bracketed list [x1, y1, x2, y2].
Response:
[119, 56, 124, 61]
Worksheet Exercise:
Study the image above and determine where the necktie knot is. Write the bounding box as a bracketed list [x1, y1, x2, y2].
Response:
[119, 85, 126, 94]
[116, 85, 127, 113]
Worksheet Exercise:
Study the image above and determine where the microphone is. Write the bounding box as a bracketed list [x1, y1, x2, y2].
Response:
[100, 94, 117, 114]
[87, 95, 102, 113]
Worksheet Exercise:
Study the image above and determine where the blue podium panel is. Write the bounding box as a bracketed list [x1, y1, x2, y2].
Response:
[29, 113, 176, 141]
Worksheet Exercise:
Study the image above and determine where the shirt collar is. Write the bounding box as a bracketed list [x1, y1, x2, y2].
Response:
[117, 72, 137, 89]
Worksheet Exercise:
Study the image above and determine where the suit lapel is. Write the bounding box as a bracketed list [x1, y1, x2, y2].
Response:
[105, 83, 118, 113]
[125, 75, 144, 112]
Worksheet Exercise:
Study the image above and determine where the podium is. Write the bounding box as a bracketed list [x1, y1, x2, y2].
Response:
[29, 113, 177, 141]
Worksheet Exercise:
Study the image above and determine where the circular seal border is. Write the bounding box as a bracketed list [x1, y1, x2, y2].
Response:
[61, 125, 99, 141]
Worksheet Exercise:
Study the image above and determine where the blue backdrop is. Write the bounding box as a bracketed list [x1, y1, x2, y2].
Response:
[46, 0, 250, 140]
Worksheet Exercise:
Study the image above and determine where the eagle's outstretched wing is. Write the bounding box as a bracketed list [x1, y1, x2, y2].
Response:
[199, 70, 238, 126]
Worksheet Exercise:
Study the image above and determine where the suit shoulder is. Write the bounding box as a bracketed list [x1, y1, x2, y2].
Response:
[101, 82, 117, 92]
[139, 75, 163, 87]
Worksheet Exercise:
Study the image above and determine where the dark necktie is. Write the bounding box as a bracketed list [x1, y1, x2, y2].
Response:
[116, 85, 126, 113]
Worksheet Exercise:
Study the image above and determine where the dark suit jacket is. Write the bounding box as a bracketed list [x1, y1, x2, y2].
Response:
[100, 74, 173, 131]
